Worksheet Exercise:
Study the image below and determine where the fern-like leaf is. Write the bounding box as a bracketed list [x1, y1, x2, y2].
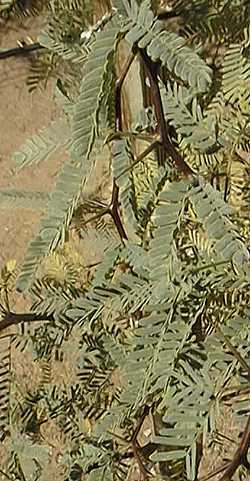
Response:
[161, 83, 218, 154]
[0, 189, 49, 211]
[16, 162, 83, 292]
[38, 31, 88, 64]
[13, 118, 70, 172]
[125, 0, 212, 93]
[190, 181, 250, 268]
[222, 27, 250, 103]
[149, 179, 190, 292]
[71, 17, 120, 161]
[0, 335, 11, 437]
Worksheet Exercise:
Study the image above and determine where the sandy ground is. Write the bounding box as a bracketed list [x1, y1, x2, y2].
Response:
[0, 20, 82, 480]
[0, 19, 65, 315]
[0, 19, 61, 270]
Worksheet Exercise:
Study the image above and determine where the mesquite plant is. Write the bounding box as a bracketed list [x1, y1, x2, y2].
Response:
[0, 1, 249, 480]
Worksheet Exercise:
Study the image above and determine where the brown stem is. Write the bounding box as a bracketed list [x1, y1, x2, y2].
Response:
[0, 42, 44, 60]
[109, 181, 128, 240]
[0, 468, 13, 481]
[112, 49, 136, 240]
[139, 49, 194, 176]
[0, 311, 53, 332]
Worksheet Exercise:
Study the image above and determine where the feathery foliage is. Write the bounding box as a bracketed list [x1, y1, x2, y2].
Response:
[0, 1, 250, 480]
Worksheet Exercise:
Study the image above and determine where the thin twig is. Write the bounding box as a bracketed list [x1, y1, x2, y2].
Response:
[0, 468, 13, 481]
[110, 181, 128, 240]
[220, 383, 250, 402]
[116, 139, 160, 180]
[0, 311, 53, 332]
[199, 461, 231, 481]
[76, 207, 110, 228]
[213, 431, 237, 445]
[217, 414, 250, 480]
[216, 325, 250, 380]
[0, 42, 44, 60]
[201, 386, 250, 481]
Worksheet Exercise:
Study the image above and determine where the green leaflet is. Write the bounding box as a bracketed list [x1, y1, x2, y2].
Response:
[0, 336, 11, 436]
[161, 83, 218, 154]
[222, 27, 250, 103]
[12, 434, 50, 481]
[3, 2, 250, 481]
[67, 269, 148, 331]
[125, 0, 212, 93]
[12, 118, 70, 172]
[155, 351, 243, 480]
[150, 449, 186, 462]
[119, 311, 195, 413]
[0, 189, 49, 211]
[71, 17, 121, 161]
[119, 0, 140, 19]
[16, 162, 83, 292]
[149, 179, 190, 285]
[99, 55, 116, 130]
[111, 0, 131, 17]
[38, 30, 88, 64]
[190, 181, 250, 267]
[112, 139, 139, 240]
[15, 16, 123, 292]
